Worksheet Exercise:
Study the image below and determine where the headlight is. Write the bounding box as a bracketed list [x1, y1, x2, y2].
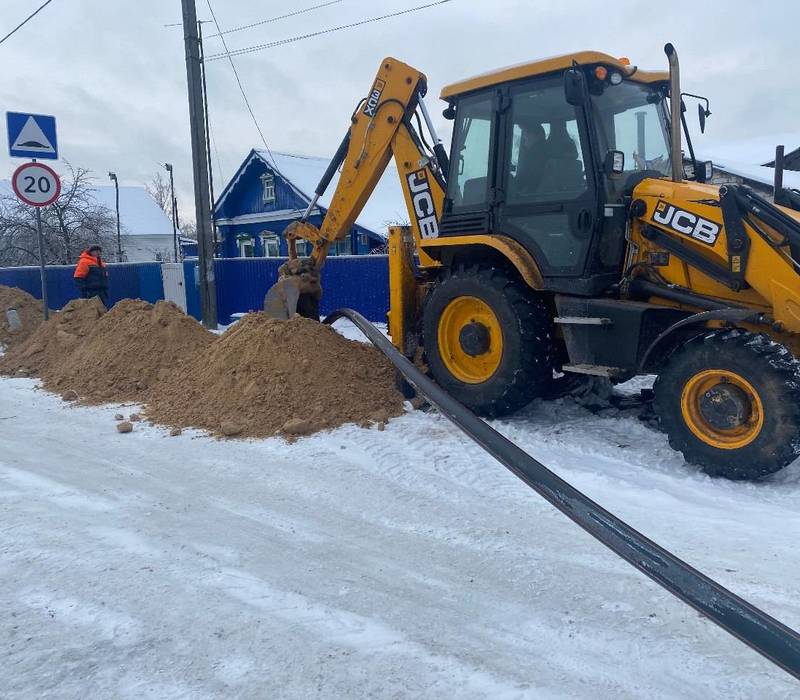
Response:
[609, 71, 623, 85]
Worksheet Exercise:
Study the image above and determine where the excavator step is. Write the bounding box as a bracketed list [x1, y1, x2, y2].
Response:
[562, 363, 626, 378]
[554, 316, 613, 326]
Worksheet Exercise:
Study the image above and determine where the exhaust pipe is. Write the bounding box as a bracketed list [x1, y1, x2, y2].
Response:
[775, 145, 785, 203]
[664, 43, 682, 183]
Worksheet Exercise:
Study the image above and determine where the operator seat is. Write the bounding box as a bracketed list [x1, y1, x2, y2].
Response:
[462, 176, 488, 206]
[541, 122, 584, 197]
[513, 122, 548, 199]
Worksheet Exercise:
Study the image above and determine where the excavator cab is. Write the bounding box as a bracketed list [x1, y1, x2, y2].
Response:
[434, 55, 672, 295]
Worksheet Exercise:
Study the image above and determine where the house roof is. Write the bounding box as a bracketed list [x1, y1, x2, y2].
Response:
[0, 180, 175, 237]
[216, 150, 408, 237]
[764, 146, 800, 169]
[90, 186, 175, 237]
[699, 133, 800, 165]
[700, 155, 800, 191]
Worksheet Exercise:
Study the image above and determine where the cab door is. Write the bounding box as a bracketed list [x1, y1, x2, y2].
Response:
[496, 77, 600, 292]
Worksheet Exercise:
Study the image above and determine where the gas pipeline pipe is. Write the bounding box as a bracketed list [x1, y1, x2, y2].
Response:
[324, 307, 800, 681]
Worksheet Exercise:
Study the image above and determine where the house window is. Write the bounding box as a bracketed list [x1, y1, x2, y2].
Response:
[261, 173, 276, 204]
[261, 232, 280, 257]
[237, 235, 255, 257]
[330, 239, 352, 256]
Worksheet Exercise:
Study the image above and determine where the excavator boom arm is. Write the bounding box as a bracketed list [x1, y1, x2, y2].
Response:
[283, 57, 446, 269]
[266, 57, 447, 319]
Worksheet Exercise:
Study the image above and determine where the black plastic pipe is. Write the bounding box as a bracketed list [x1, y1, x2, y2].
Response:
[325, 308, 800, 681]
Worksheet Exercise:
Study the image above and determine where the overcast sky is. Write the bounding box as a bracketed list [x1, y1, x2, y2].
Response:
[1, 0, 798, 224]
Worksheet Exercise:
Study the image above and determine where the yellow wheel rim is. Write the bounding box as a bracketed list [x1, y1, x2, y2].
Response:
[680, 369, 764, 450]
[438, 296, 503, 384]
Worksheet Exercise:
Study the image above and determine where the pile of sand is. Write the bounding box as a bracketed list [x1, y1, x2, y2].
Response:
[48, 299, 217, 403]
[0, 285, 46, 350]
[0, 298, 215, 403]
[0, 296, 106, 376]
[1, 298, 405, 438]
[145, 313, 404, 438]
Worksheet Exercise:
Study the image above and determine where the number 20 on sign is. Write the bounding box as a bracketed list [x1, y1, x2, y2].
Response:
[12, 161, 61, 207]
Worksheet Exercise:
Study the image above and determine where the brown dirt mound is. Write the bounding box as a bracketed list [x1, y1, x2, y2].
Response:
[145, 313, 405, 438]
[45, 299, 216, 403]
[0, 285, 46, 350]
[0, 296, 106, 377]
[0, 298, 215, 403]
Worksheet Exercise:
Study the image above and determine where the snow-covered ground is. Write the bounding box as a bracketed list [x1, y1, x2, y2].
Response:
[2, 325, 800, 698]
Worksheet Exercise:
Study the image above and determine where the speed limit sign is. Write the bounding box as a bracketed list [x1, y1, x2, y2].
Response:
[12, 161, 61, 207]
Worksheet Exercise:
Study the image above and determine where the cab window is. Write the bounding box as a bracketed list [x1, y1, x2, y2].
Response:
[447, 92, 494, 211]
[499, 78, 595, 276]
[591, 81, 671, 177]
[506, 84, 588, 205]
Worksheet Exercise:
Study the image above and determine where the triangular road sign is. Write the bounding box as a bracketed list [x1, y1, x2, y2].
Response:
[6, 112, 58, 160]
[12, 116, 55, 155]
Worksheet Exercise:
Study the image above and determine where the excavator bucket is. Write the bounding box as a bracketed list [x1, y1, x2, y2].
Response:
[263, 276, 302, 320]
[263, 258, 323, 320]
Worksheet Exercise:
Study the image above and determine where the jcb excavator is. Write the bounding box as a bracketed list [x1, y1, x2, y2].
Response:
[264, 45, 800, 481]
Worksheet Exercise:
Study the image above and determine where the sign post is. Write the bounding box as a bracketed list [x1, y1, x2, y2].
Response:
[34, 208, 48, 319]
[7, 112, 59, 321]
[11, 161, 61, 321]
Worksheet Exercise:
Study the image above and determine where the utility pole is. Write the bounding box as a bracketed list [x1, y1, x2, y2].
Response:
[108, 171, 122, 261]
[181, 0, 217, 328]
[164, 162, 179, 261]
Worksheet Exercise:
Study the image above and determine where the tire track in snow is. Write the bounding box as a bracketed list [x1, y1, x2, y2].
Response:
[203, 566, 541, 700]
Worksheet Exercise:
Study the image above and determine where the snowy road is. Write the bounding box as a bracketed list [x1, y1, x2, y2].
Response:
[2, 368, 800, 698]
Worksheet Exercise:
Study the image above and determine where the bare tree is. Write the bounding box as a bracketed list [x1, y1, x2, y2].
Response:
[145, 172, 172, 218]
[146, 172, 187, 250]
[181, 220, 197, 239]
[0, 162, 116, 266]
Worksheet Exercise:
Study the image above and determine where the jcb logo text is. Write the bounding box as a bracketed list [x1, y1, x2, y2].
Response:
[407, 170, 439, 239]
[363, 79, 386, 117]
[652, 201, 720, 245]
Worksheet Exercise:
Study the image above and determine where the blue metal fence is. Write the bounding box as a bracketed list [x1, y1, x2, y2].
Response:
[1, 256, 389, 325]
[0, 262, 164, 309]
[184, 255, 390, 325]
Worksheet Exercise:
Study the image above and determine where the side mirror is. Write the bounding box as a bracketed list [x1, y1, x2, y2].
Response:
[683, 160, 713, 182]
[604, 150, 625, 176]
[564, 68, 587, 106]
[698, 103, 706, 134]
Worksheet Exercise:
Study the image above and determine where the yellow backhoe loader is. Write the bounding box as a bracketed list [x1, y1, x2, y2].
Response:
[264, 45, 800, 481]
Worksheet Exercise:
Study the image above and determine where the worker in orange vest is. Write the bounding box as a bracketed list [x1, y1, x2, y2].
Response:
[73, 245, 109, 306]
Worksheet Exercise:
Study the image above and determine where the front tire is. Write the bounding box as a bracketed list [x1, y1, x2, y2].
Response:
[653, 329, 800, 480]
[422, 265, 554, 417]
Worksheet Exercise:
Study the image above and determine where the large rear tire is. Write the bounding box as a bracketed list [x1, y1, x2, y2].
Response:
[653, 329, 800, 480]
[422, 265, 554, 417]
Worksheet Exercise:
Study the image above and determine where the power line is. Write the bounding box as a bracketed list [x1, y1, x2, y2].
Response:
[209, 128, 226, 192]
[208, 0, 344, 38]
[0, 0, 55, 46]
[204, 0, 276, 165]
[206, 0, 454, 61]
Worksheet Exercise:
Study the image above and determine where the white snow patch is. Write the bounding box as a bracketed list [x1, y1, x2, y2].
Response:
[1, 375, 799, 698]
